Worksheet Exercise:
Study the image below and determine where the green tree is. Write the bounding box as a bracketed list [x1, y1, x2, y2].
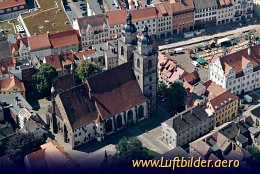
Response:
[76, 60, 103, 82]
[32, 64, 58, 97]
[115, 137, 151, 162]
[5, 133, 46, 163]
[157, 80, 167, 95]
[166, 82, 186, 114]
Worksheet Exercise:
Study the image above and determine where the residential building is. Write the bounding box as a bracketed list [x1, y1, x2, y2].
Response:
[193, 0, 218, 29]
[170, 0, 195, 34]
[0, 0, 28, 21]
[233, 0, 253, 21]
[253, 0, 260, 17]
[10, 30, 80, 60]
[219, 121, 251, 148]
[22, 118, 47, 138]
[103, 0, 121, 12]
[0, 39, 12, 60]
[161, 106, 214, 149]
[210, 44, 260, 95]
[106, 8, 157, 39]
[0, 74, 25, 97]
[189, 131, 251, 162]
[0, 93, 33, 128]
[43, 52, 74, 77]
[73, 15, 110, 49]
[216, 0, 235, 25]
[48, 15, 157, 148]
[207, 90, 238, 127]
[49, 30, 80, 55]
[24, 140, 78, 170]
[154, 2, 173, 38]
[157, 51, 185, 85]
[27, 34, 51, 59]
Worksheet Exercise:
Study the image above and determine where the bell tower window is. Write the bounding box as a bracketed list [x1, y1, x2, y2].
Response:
[148, 60, 152, 70]
[121, 46, 124, 56]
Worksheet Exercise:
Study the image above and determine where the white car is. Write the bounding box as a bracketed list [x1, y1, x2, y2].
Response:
[191, 61, 200, 67]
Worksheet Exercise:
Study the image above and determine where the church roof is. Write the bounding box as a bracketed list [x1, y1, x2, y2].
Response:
[55, 62, 148, 130]
[86, 61, 148, 119]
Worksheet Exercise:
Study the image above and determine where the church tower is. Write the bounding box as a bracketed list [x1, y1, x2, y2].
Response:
[118, 12, 137, 65]
[50, 85, 58, 133]
[133, 25, 157, 112]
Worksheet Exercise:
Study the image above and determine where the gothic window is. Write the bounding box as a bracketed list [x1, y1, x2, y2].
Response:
[121, 46, 124, 56]
[105, 119, 113, 133]
[137, 59, 140, 68]
[138, 105, 144, 119]
[148, 60, 152, 70]
[127, 110, 134, 122]
[116, 114, 123, 128]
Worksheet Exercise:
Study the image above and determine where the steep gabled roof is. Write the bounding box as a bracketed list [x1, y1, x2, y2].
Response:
[86, 61, 148, 119]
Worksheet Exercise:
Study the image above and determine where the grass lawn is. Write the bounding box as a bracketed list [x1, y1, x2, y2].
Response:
[22, 0, 72, 35]
[0, 19, 19, 35]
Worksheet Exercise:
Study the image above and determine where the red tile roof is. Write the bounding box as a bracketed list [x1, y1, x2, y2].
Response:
[0, 74, 25, 92]
[49, 30, 79, 48]
[209, 91, 238, 111]
[44, 52, 74, 71]
[183, 71, 200, 85]
[0, 58, 16, 74]
[0, 0, 26, 10]
[86, 62, 148, 119]
[154, 2, 172, 17]
[170, 0, 195, 14]
[56, 84, 98, 130]
[74, 49, 95, 60]
[106, 7, 157, 26]
[28, 34, 51, 51]
[203, 80, 227, 100]
[213, 45, 260, 77]
[25, 140, 78, 169]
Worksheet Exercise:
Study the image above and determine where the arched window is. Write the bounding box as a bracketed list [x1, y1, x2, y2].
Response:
[137, 59, 140, 68]
[138, 105, 144, 119]
[149, 76, 152, 82]
[127, 110, 134, 122]
[121, 46, 124, 56]
[148, 60, 152, 69]
[105, 119, 113, 133]
[116, 114, 123, 128]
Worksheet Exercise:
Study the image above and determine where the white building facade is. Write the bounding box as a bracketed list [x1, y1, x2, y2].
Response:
[209, 45, 260, 95]
[233, 0, 254, 21]
[216, 1, 235, 25]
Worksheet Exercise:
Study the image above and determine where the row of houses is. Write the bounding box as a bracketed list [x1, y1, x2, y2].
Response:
[82, 0, 253, 47]
[161, 106, 260, 165]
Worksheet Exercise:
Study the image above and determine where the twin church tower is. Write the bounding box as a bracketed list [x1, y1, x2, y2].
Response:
[118, 13, 157, 112]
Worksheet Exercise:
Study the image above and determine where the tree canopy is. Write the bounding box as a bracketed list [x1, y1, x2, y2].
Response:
[5, 133, 45, 163]
[76, 60, 103, 82]
[32, 64, 58, 97]
[115, 137, 151, 161]
[165, 81, 186, 114]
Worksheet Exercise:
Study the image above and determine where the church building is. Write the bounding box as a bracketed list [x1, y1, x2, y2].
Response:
[48, 13, 158, 149]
